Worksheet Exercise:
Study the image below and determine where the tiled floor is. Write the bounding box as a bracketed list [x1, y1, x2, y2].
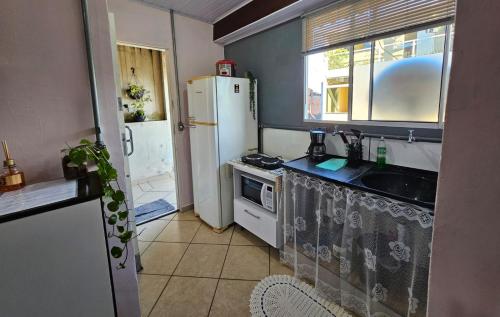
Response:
[132, 174, 177, 208]
[136, 210, 293, 317]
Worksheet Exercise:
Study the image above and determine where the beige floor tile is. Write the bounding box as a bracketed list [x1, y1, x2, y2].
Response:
[231, 227, 268, 246]
[174, 244, 228, 278]
[141, 242, 188, 275]
[138, 182, 154, 192]
[138, 274, 169, 317]
[149, 276, 218, 317]
[137, 219, 170, 242]
[148, 177, 176, 192]
[137, 241, 151, 255]
[221, 246, 269, 280]
[270, 248, 294, 276]
[209, 279, 257, 317]
[155, 220, 201, 243]
[159, 213, 176, 221]
[173, 209, 199, 221]
[192, 223, 234, 245]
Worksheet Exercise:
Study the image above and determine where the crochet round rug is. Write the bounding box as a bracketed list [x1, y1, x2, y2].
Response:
[250, 275, 352, 317]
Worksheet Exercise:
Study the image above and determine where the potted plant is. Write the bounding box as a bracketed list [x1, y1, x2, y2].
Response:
[67, 140, 134, 269]
[125, 84, 152, 122]
[133, 109, 146, 122]
[126, 84, 146, 100]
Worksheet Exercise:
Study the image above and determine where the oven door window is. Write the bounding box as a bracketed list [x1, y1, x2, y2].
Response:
[241, 176, 263, 206]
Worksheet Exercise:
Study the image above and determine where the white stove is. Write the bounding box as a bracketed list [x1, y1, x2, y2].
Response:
[228, 158, 284, 248]
[228, 158, 284, 181]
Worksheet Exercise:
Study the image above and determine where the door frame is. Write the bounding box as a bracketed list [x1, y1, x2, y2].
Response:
[115, 40, 181, 214]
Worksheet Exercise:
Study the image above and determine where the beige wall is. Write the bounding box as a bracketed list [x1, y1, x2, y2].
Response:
[427, 1, 500, 316]
[108, 0, 224, 209]
[0, 1, 95, 182]
[1, 1, 140, 316]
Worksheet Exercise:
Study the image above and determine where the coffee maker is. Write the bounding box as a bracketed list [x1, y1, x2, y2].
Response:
[307, 129, 327, 161]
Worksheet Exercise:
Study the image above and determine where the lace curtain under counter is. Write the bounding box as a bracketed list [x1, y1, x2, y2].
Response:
[280, 170, 433, 317]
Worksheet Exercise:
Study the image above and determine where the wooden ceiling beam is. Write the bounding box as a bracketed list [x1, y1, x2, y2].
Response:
[213, 0, 299, 41]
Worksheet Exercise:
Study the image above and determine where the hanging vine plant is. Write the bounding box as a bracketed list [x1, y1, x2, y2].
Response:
[67, 139, 133, 269]
[245, 71, 257, 120]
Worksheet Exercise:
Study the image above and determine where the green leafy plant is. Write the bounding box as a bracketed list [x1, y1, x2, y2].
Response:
[68, 139, 133, 269]
[126, 84, 151, 121]
[245, 71, 256, 120]
[126, 84, 146, 100]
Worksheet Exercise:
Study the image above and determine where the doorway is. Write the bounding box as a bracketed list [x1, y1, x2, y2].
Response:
[116, 43, 178, 225]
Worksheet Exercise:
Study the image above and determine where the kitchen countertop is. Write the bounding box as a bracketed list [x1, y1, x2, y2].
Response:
[283, 155, 438, 209]
[0, 172, 102, 223]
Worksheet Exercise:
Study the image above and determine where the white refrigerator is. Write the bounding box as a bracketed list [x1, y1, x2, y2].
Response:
[187, 76, 258, 229]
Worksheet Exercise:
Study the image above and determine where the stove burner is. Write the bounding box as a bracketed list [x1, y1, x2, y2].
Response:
[241, 154, 283, 170]
[243, 154, 263, 162]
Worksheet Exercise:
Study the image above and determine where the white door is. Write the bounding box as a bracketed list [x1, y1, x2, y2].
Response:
[187, 77, 222, 228]
[108, 13, 140, 264]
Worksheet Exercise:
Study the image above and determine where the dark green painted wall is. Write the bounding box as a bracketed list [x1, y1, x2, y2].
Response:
[224, 19, 304, 128]
[224, 18, 442, 139]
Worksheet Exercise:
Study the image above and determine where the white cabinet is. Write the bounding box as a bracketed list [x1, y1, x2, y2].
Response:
[234, 198, 281, 247]
[230, 161, 283, 248]
[0, 200, 115, 317]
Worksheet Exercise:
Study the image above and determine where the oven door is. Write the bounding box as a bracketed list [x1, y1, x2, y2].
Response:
[241, 174, 274, 212]
[241, 175, 264, 207]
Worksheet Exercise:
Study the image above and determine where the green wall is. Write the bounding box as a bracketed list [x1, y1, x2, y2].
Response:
[224, 18, 442, 138]
[224, 19, 304, 128]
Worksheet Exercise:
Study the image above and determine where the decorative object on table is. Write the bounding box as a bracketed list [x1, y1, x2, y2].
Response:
[245, 71, 257, 120]
[0, 141, 26, 192]
[135, 199, 176, 225]
[250, 275, 351, 317]
[61, 148, 88, 180]
[281, 170, 434, 317]
[307, 128, 327, 161]
[216, 59, 236, 77]
[67, 139, 134, 269]
[125, 67, 152, 122]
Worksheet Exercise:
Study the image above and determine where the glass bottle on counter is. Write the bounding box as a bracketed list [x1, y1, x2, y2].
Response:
[376, 136, 387, 168]
[0, 141, 26, 192]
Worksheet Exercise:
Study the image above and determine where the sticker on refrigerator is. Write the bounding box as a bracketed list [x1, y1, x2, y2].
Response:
[234, 84, 240, 93]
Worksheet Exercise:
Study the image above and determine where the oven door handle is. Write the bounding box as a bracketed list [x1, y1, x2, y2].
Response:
[260, 185, 266, 209]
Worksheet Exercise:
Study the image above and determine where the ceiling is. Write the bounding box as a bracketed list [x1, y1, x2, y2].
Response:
[140, 0, 250, 23]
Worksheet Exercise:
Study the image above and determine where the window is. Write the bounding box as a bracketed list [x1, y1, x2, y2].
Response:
[304, 24, 454, 125]
[302, 0, 455, 126]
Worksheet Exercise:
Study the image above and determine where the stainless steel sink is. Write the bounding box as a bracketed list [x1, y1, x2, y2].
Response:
[360, 172, 437, 203]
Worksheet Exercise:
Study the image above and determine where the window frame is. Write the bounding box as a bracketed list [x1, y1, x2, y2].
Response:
[303, 22, 453, 130]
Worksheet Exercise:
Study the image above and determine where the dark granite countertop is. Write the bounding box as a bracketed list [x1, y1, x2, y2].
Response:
[0, 172, 102, 224]
[283, 155, 438, 210]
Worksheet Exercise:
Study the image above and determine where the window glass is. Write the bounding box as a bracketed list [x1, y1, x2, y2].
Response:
[305, 47, 350, 121]
[371, 26, 446, 122]
[352, 42, 372, 120]
[304, 24, 453, 125]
